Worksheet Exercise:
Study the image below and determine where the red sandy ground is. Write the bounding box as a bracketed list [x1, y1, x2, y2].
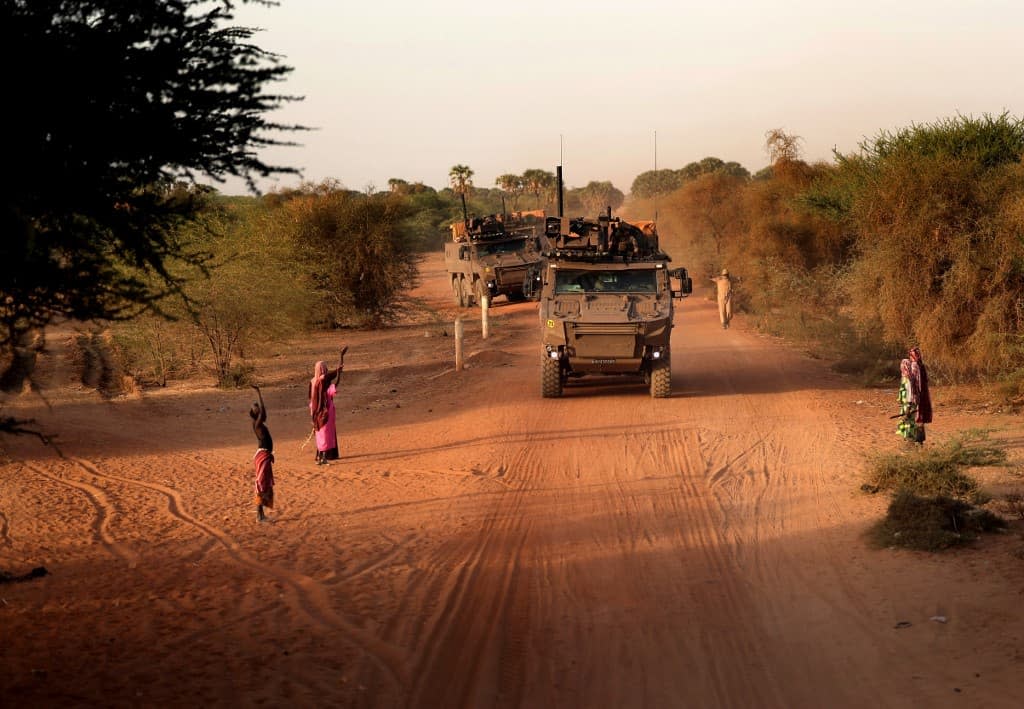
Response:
[1, 253, 1023, 708]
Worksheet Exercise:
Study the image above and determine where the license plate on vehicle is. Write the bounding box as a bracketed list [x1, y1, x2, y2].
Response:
[591, 359, 616, 364]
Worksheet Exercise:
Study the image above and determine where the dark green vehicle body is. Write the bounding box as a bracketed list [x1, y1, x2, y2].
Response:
[444, 213, 543, 307]
[534, 215, 692, 398]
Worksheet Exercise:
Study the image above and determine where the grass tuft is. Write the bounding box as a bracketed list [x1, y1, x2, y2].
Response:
[865, 432, 1006, 503]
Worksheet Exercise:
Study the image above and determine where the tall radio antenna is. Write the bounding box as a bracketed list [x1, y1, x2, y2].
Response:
[653, 130, 659, 223]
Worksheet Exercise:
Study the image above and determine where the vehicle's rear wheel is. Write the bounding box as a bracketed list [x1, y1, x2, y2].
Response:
[650, 357, 671, 398]
[456, 276, 468, 307]
[541, 356, 563, 398]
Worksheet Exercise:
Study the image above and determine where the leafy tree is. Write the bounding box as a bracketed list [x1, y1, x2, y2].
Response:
[630, 170, 683, 199]
[0, 0, 302, 385]
[675, 157, 749, 185]
[400, 188, 452, 251]
[522, 169, 556, 209]
[577, 181, 625, 215]
[721, 162, 752, 179]
[282, 182, 420, 328]
[185, 201, 311, 386]
[675, 172, 748, 259]
[495, 174, 525, 210]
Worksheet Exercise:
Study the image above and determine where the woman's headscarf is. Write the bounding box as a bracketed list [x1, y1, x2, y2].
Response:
[309, 361, 330, 429]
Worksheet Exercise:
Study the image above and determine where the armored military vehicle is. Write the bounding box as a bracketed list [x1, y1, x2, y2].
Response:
[536, 210, 692, 398]
[444, 211, 544, 307]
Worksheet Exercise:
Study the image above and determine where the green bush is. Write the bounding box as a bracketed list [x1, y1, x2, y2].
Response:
[865, 433, 1006, 503]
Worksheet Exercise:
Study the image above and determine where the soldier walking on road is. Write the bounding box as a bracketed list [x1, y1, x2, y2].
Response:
[710, 268, 733, 329]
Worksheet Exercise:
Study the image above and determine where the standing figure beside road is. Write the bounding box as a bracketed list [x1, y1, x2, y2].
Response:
[710, 269, 733, 329]
[908, 346, 932, 442]
[249, 384, 274, 522]
[309, 346, 347, 465]
[896, 358, 922, 443]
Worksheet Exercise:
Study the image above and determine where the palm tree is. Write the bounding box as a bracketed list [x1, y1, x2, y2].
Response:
[387, 177, 409, 194]
[448, 164, 474, 195]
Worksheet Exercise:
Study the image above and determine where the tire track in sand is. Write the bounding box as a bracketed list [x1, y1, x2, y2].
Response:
[50, 454, 411, 686]
[25, 462, 141, 568]
[405, 442, 536, 708]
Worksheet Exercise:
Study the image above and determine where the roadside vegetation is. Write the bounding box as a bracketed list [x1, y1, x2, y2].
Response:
[861, 432, 1009, 551]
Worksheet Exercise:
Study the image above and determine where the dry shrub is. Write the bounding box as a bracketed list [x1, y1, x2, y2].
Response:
[817, 114, 1024, 378]
[998, 492, 1024, 520]
[864, 432, 1006, 503]
[110, 314, 202, 387]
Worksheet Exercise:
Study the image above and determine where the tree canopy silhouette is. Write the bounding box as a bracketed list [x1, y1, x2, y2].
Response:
[0, 0, 304, 367]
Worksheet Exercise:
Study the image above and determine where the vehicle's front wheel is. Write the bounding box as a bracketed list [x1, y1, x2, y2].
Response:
[650, 357, 671, 398]
[541, 356, 563, 398]
[451, 276, 463, 306]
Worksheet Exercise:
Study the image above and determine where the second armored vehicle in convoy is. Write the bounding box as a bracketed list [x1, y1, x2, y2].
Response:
[535, 210, 692, 398]
[444, 211, 544, 307]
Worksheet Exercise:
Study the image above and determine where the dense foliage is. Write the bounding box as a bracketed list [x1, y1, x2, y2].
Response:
[806, 114, 1024, 376]
[629, 116, 1024, 383]
[0, 0, 301, 384]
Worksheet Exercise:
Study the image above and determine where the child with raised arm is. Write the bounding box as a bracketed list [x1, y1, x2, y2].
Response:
[250, 384, 274, 521]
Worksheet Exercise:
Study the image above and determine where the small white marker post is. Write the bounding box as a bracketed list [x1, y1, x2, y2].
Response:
[481, 296, 490, 339]
[454, 317, 464, 371]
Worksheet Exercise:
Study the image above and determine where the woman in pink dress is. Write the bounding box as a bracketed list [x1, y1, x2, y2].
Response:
[309, 346, 346, 464]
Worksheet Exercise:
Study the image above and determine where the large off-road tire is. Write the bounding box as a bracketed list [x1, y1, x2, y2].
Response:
[451, 276, 463, 306]
[507, 290, 526, 303]
[650, 357, 671, 398]
[456, 276, 469, 308]
[473, 278, 486, 307]
[541, 356, 563, 398]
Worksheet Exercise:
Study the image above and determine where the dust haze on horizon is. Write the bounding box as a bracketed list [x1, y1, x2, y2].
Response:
[218, 0, 1024, 196]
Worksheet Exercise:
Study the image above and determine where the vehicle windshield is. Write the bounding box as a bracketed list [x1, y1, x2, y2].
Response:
[475, 240, 528, 256]
[554, 269, 657, 294]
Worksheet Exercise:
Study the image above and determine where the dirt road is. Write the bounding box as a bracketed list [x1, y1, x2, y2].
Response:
[1, 253, 1022, 708]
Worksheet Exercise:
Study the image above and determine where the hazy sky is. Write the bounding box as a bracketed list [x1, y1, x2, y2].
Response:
[224, 0, 1022, 195]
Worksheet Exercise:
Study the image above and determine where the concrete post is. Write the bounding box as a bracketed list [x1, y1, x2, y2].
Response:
[454, 317, 464, 371]
[481, 296, 490, 339]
